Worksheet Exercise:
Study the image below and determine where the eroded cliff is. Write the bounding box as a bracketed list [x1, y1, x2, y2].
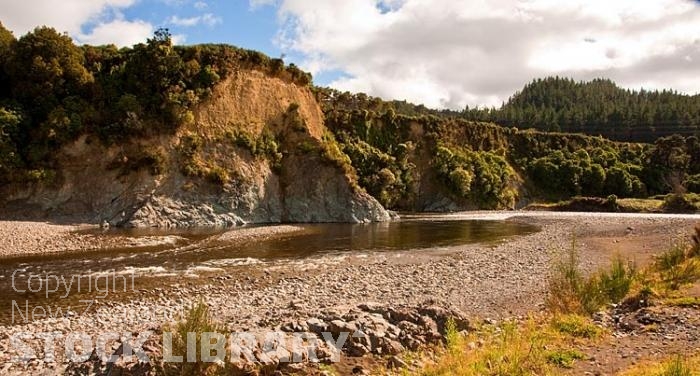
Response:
[0, 69, 391, 227]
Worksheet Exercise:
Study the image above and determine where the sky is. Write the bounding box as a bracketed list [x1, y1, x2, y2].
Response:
[1, 0, 700, 109]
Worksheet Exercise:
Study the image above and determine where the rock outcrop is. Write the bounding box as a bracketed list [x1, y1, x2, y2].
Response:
[64, 301, 471, 376]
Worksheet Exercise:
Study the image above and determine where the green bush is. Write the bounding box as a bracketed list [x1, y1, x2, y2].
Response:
[433, 143, 516, 209]
[685, 174, 700, 193]
[662, 194, 697, 213]
[551, 315, 602, 339]
[546, 349, 586, 368]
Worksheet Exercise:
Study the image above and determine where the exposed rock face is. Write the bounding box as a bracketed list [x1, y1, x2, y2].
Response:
[0, 69, 392, 227]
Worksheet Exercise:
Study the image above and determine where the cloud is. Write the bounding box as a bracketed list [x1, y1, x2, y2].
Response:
[0, 0, 135, 36]
[167, 13, 222, 27]
[0, 0, 154, 47]
[194, 1, 208, 10]
[258, 0, 700, 109]
[77, 18, 153, 47]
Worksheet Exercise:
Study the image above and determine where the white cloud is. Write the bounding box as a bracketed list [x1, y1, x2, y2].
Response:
[78, 18, 153, 47]
[194, 1, 208, 10]
[0, 0, 154, 47]
[167, 13, 222, 27]
[258, 0, 700, 109]
[0, 0, 134, 36]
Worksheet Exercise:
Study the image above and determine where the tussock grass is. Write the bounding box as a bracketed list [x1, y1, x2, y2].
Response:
[654, 241, 700, 290]
[160, 300, 225, 376]
[619, 354, 700, 376]
[546, 240, 636, 315]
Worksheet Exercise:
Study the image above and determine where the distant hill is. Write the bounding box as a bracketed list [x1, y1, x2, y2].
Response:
[461, 77, 700, 142]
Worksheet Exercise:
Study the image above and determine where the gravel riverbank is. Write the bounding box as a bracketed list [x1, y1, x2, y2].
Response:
[0, 213, 697, 374]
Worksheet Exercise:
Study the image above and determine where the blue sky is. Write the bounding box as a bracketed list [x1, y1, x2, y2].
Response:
[104, 0, 346, 86]
[2, 0, 700, 109]
[121, 1, 280, 54]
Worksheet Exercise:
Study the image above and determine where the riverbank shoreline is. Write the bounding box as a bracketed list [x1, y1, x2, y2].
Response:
[1, 211, 698, 258]
[0, 221, 307, 258]
[0, 213, 698, 374]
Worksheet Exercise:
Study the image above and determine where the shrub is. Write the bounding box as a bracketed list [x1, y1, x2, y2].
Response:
[661, 261, 700, 290]
[691, 225, 700, 257]
[207, 166, 229, 186]
[546, 240, 604, 315]
[655, 243, 688, 272]
[448, 167, 473, 197]
[160, 301, 224, 376]
[662, 194, 697, 213]
[598, 256, 636, 303]
[684, 174, 700, 193]
[433, 143, 517, 209]
[547, 242, 635, 315]
[655, 241, 700, 290]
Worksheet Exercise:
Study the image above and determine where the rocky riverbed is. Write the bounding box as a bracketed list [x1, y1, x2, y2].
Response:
[0, 213, 697, 374]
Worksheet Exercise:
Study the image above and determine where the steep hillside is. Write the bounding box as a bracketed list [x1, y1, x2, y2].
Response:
[319, 90, 699, 211]
[0, 26, 390, 226]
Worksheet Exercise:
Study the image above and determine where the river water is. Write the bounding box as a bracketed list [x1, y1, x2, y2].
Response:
[0, 217, 538, 324]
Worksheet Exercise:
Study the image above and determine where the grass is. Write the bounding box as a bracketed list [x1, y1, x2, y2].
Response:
[546, 240, 636, 315]
[159, 300, 225, 376]
[421, 320, 550, 375]
[545, 349, 586, 368]
[654, 241, 700, 290]
[418, 316, 594, 376]
[550, 314, 603, 339]
[664, 296, 700, 308]
[617, 198, 664, 212]
[619, 354, 700, 376]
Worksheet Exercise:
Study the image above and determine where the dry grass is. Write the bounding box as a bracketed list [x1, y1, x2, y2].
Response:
[617, 198, 664, 212]
[418, 316, 595, 376]
[619, 353, 700, 376]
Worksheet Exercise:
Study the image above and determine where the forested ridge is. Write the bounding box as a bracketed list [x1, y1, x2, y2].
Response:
[1, 21, 698, 214]
[0, 22, 311, 186]
[317, 88, 700, 210]
[461, 77, 700, 142]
